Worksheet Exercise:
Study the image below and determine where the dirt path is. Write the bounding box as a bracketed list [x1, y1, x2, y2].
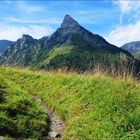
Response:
[31, 95, 65, 140]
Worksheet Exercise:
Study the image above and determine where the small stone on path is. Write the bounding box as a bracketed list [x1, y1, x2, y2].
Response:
[48, 131, 61, 138]
[0, 136, 6, 140]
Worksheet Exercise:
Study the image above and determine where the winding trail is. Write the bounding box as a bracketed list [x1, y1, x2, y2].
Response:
[31, 95, 65, 140]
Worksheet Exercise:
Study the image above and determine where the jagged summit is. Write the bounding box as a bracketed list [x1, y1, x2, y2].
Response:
[22, 34, 33, 40]
[60, 15, 80, 28]
[19, 34, 35, 44]
[0, 15, 139, 75]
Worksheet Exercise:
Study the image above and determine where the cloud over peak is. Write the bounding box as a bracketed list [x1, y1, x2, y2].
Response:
[0, 24, 54, 41]
[16, 1, 47, 14]
[106, 20, 140, 47]
[113, 0, 140, 14]
[105, 0, 140, 46]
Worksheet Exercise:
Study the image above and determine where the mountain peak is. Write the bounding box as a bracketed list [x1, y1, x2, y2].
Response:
[22, 34, 33, 40]
[61, 15, 80, 28]
[21, 34, 35, 43]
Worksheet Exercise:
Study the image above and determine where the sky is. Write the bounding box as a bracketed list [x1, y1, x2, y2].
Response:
[0, 0, 140, 47]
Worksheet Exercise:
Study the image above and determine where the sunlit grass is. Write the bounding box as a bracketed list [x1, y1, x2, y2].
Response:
[0, 66, 140, 139]
[0, 73, 48, 139]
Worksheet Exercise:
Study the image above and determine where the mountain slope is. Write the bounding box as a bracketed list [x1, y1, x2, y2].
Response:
[0, 15, 140, 75]
[0, 40, 14, 54]
[121, 41, 140, 53]
[0, 35, 40, 66]
[121, 41, 140, 59]
[134, 51, 140, 60]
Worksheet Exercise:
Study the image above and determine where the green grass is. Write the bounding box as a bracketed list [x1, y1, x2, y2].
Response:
[47, 45, 74, 62]
[45, 45, 124, 73]
[39, 45, 74, 66]
[35, 43, 132, 74]
[0, 66, 140, 140]
[0, 72, 48, 139]
[133, 51, 140, 60]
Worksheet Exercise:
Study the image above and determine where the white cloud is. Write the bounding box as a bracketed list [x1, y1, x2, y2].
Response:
[0, 24, 54, 41]
[106, 0, 140, 47]
[16, 1, 47, 14]
[6, 17, 61, 24]
[79, 10, 88, 15]
[105, 20, 140, 47]
[113, 0, 140, 14]
[4, 0, 12, 5]
[119, 0, 131, 14]
[119, 14, 123, 26]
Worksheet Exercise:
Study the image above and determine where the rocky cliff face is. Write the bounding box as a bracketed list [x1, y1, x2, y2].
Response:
[0, 35, 40, 65]
[0, 40, 14, 54]
[121, 41, 140, 59]
[42, 15, 131, 55]
[121, 41, 140, 53]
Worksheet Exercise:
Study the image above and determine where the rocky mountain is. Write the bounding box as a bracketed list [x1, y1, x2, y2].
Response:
[0, 35, 39, 66]
[0, 40, 14, 54]
[121, 41, 140, 53]
[0, 15, 140, 75]
[121, 41, 140, 59]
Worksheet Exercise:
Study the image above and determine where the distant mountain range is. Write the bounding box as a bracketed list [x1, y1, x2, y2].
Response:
[121, 41, 140, 60]
[0, 15, 140, 75]
[0, 40, 14, 54]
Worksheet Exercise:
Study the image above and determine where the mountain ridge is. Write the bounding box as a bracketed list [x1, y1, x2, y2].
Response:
[0, 15, 140, 75]
[0, 40, 15, 54]
[121, 41, 140, 59]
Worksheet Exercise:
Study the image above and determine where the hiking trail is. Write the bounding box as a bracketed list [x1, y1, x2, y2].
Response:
[31, 95, 65, 140]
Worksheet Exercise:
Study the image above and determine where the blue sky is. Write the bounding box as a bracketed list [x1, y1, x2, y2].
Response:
[0, 0, 140, 46]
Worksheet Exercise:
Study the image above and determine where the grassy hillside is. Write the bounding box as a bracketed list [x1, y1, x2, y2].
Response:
[38, 45, 74, 67]
[0, 71, 48, 139]
[133, 51, 140, 60]
[0, 67, 140, 139]
[38, 44, 134, 75]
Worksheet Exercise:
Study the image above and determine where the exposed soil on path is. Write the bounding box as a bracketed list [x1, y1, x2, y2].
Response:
[31, 95, 65, 140]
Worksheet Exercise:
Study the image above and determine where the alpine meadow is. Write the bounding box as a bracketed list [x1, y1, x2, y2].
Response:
[0, 1, 140, 140]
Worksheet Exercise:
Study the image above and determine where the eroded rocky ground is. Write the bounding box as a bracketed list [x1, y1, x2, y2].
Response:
[32, 95, 65, 140]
